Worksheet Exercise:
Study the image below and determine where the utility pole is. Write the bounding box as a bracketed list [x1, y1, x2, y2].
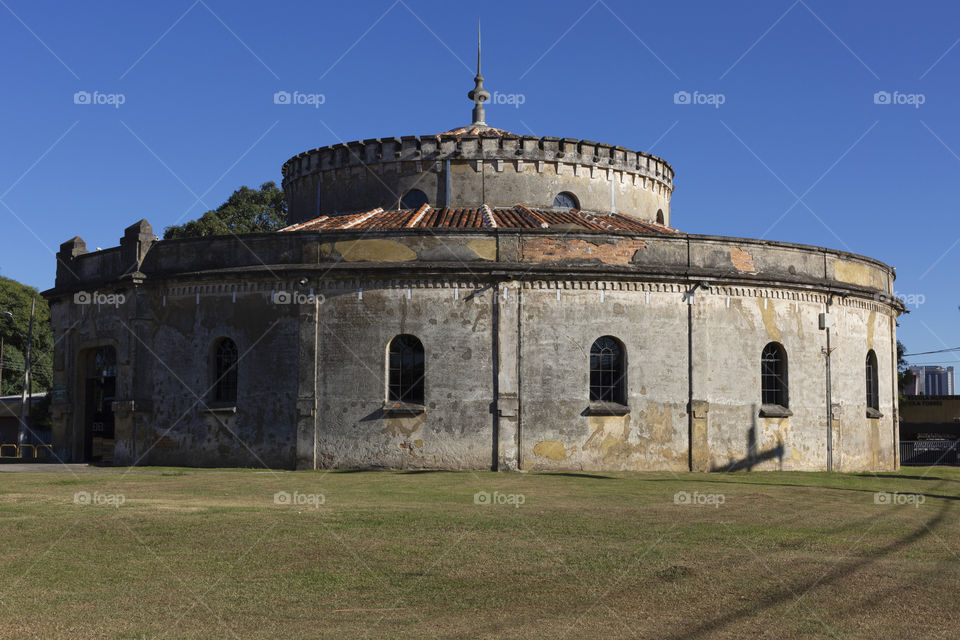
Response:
[17, 298, 35, 456]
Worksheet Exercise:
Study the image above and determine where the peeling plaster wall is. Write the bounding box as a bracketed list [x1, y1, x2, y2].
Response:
[46, 228, 901, 472]
[519, 284, 689, 471]
[697, 291, 896, 472]
[311, 284, 496, 470]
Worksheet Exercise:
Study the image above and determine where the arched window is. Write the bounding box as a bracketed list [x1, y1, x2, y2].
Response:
[400, 189, 429, 209]
[590, 336, 626, 404]
[866, 350, 879, 413]
[553, 191, 579, 209]
[656, 209, 665, 225]
[213, 338, 238, 403]
[761, 342, 788, 408]
[388, 335, 424, 404]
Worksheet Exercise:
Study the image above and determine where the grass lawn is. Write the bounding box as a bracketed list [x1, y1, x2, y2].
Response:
[0, 465, 958, 639]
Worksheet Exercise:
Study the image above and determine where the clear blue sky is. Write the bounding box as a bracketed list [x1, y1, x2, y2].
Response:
[1, 0, 957, 366]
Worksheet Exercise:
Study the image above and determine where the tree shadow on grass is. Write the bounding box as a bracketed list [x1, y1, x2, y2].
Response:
[642, 476, 960, 503]
[852, 472, 950, 482]
[537, 472, 617, 480]
[662, 483, 954, 640]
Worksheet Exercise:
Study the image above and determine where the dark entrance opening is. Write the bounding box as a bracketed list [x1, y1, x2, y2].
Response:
[83, 346, 116, 463]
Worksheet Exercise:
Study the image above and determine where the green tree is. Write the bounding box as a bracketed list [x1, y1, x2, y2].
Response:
[163, 182, 287, 239]
[897, 339, 915, 401]
[0, 276, 53, 397]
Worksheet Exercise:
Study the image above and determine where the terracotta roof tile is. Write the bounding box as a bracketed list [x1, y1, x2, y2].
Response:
[280, 206, 683, 235]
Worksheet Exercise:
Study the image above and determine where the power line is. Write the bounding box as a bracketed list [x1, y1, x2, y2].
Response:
[904, 347, 960, 357]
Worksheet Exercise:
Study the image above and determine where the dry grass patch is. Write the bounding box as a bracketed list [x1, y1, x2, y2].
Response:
[0, 467, 957, 638]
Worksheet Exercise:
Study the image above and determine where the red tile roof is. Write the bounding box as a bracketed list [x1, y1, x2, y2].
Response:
[280, 206, 681, 234]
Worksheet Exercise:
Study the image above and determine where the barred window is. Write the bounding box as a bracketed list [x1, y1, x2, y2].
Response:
[553, 191, 579, 209]
[590, 336, 626, 404]
[866, 350, 879, 412]
[388, 335, 424, 404]
[761, 342, 788, 408]
[213, 338, 238, 403]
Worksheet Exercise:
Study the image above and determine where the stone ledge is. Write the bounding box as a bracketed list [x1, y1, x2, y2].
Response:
[382, 401, 424, 417]
[759, 404, 793, 418]
[587, 402, 630, 416]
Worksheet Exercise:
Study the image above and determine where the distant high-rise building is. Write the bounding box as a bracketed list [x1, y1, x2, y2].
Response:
[907, 366, 955, 395]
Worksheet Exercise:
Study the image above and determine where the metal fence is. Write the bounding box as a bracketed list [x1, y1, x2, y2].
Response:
[900, 440, 960, 466]
[0, 444, 54, 460]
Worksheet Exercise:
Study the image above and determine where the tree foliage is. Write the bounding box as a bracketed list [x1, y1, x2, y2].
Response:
[0, 276, 53, 397]
[897, 339, 915, 401]
[162, 182, 287, 239]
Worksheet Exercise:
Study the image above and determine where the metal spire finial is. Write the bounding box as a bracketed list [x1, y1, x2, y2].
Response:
[477, 21, 482, 74]
[467, 20, 489, 126]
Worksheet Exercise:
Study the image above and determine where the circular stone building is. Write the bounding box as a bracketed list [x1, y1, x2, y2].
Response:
[43, 63, 903, 472]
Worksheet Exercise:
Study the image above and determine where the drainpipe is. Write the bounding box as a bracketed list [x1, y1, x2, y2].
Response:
[889, 278, 900, 469]
[686, 237, 693, 471]
[824, 310, 833, 472]
[610, 172, 616, 213]
[516, 284, 523, 470]
[445, 159, 451, 207]
[687, 293, 694, 471]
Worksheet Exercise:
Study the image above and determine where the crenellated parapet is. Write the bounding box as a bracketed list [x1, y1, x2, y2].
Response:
[281, 131, 676, 225]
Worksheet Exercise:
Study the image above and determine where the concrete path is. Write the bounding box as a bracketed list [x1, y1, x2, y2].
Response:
[0, 463, 96, 473]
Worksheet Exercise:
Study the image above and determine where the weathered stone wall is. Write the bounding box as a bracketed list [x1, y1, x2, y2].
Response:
[305, 283, 496, 469]
[518, 283, 690, 471]
[690, 288, 897, 472]
[49, 284, 299, 468]
[282, 135, 674, 224]
[45, 225, 902, 472]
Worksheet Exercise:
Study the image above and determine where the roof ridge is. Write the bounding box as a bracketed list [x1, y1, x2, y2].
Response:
[280, 216, 328, 232]
[341, 208, 383, 229]
[480, 204, 497, 228]
[406, 203, 431, 228]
